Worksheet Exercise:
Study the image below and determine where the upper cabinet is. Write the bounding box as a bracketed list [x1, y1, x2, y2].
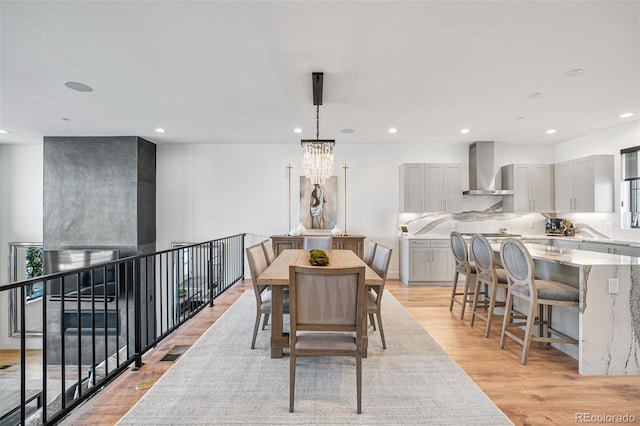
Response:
[502, 164, 554, 212]
[399, 163, 463, 212]
[554, 155, 614, 213]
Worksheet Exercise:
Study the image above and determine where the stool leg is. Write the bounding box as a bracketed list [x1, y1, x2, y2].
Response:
[521, 300, 537, 365]
[449, 271, 459, 312]
[469, 278, 481, 327]
[460, 273, 471, 320]
[500, 290, 513, 349]
[484, 282, 498, 338]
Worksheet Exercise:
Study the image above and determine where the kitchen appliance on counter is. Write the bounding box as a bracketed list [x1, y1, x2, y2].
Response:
[545, 218, 575, 236]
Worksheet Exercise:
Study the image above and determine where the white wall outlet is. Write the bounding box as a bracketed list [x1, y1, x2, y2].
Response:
[605, 222, 614, 231]
[608, 278, 619, 294]
[529, 222, 534, 229]
[451, 222, 457, 229]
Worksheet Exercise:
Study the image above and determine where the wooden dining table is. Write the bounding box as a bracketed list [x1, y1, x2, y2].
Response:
[257, 249, 383, 358]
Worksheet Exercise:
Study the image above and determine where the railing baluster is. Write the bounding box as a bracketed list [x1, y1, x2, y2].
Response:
[76, 271, 82, 399]
[20, 284, 26, 426]
[91, 269, 97, 387]
[60, 275, 66, 410]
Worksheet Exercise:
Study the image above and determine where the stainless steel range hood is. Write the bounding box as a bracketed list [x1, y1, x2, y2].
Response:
[463, 141, 514, 195]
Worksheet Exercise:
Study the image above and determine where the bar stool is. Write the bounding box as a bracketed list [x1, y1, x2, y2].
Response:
[449, 231, 477, 320]
[469, 234, 509, 337]
[499, 238, 579, 365]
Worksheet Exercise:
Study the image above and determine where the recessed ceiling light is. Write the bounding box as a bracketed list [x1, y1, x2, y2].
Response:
[619, 112, 635, 119]
[388, 128, 398, 134]
[546, 129, 557, 135]
[563, 68, 585, 77]
[0, 129, 9, 134]
[293, 128, 303, 133]
[155, 128, 166, 133]
[460, 128, 470, 134]
[63, 81, 93, 92]
[60, 117, 70, 121]
[515, 117, 525, 121]
[527, 92, 543, 99]
[340, 128, 355, 134]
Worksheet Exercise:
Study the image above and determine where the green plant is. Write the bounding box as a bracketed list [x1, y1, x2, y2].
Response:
[25, 247, 43, 279]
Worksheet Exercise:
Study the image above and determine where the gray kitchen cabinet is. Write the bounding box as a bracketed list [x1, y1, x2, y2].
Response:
[554, 155, 614, 212]
[400, 239, 453, 284]
[502, 164, 554, 212]
[399, 163, 462, 213]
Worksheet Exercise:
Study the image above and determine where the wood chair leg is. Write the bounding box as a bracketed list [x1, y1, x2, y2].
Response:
[369, 313, 376, 330]
[262, 313, 270, 330]
[500, 292, 513, 349]
[460, 273, 471, 320]
[449, 271, 459, 312]
[469, 278, 482, 327]
[484, 284, 498, 338]
[376, 311, 386, 349]
[356, 355, 362, 414]
[521, 301, 538, 365]
[289, 354, 296, 413]
[251, 311, 261, 349]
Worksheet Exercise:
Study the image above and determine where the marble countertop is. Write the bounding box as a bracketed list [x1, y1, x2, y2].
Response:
[494, 243, 640, 266]
[402, 234, 640, 247]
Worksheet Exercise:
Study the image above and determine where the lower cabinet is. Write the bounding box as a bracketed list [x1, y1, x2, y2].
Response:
[400, 239, 453, 285]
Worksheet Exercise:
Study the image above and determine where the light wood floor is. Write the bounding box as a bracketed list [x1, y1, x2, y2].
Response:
[58, 279, 639, 425]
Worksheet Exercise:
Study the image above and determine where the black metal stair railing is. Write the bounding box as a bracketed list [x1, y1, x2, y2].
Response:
[0, 233, 245, 425]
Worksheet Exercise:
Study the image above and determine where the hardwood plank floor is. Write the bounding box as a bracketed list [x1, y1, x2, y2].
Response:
[58, 280, 639, 425]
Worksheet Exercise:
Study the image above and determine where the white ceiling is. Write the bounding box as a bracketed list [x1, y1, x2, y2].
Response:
[1, 1, 638, 146]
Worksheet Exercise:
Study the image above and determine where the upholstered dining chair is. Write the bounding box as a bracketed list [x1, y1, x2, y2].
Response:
[246, 242, 289, 349]
[261, 239, 276, 265]
[302, 235, 332, 250]
[469, 234, 509, 337]
[499, 238, 579, 364]
[449, 231, 477, 320]
[363, 240, 377, 267]
[367, 244, 392, 349]
[288, 265, 366, 414]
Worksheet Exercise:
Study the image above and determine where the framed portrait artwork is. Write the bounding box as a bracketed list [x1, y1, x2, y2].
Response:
[299, 176, 337, 229]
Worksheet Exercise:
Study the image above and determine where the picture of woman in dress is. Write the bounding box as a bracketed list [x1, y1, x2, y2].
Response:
[310, 184, 326, 229]
[299, 176, 337, 229]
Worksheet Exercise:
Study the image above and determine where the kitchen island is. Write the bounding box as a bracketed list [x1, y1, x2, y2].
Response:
[500, 243, 640, 375]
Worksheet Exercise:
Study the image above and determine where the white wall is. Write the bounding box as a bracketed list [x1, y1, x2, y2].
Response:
[156, 142, 470, 275]
[0, 144, 43, 348]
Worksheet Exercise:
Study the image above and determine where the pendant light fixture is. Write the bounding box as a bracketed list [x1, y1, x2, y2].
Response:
[301, 72, 335, 185]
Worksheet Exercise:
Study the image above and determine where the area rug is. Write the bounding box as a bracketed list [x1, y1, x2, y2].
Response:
[117, 290, 512, 425]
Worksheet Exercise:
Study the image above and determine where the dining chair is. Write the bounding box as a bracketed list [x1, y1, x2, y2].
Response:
[261, 239, 276, 265]
[246, 242, 289, 349]
[363, 240, 377, 267]
[366, 243, 391, 349]
[302, 235, 332, 250]
[449, 231, 477, 320]
[499, 238, 579, 364]
[468, 234, 509, 337]
[288, 265, 366, 414]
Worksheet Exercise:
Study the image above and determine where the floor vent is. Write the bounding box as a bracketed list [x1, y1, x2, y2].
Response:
[160, 344, 190, 362]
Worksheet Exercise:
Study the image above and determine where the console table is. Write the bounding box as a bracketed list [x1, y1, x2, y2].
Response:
[270, 235, 366, 258]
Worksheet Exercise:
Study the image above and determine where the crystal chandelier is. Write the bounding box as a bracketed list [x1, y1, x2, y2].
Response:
[301, 72, 335, 186]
